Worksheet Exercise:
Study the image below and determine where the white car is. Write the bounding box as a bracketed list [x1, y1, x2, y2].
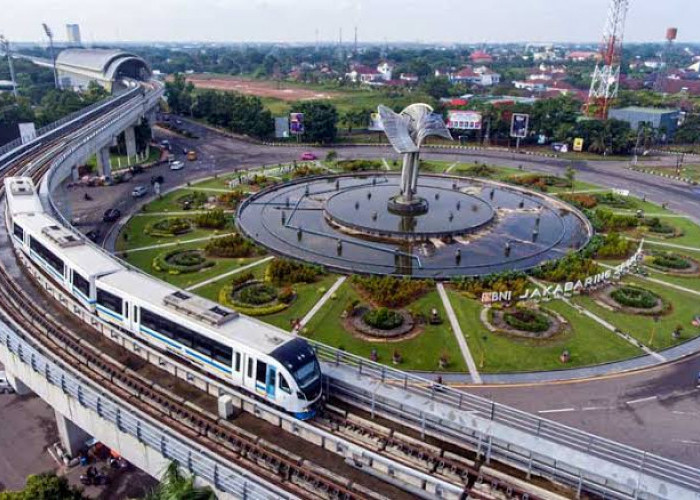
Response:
[131, 185, 148, 198]
[0, 371, 14, 394]
[170, 160, 185, 171]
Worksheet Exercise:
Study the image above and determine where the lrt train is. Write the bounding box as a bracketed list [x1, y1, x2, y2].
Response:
[4, 177, 322, 419]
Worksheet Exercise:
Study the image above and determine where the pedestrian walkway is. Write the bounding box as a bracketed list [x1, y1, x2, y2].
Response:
[293, 276, 347, 334]
[115, 232, 236, 254]
[625, 238, 700, 253]
[444, 162, 459, 173]
[186, 256, 274, 291]
[189, 186, 235, 193]
[436, 283, 482, 384]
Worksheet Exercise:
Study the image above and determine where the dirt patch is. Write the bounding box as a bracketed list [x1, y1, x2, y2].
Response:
[183, 74, 341, 102]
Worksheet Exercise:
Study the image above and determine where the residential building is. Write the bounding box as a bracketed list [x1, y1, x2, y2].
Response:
[469, 50, 493, 64]
[448, 66, 500, 86]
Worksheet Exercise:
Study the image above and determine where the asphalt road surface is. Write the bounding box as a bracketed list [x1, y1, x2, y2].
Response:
[55, 117, 700, 467]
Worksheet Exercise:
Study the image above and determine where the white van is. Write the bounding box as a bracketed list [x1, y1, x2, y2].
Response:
[0, 371, 14, 394]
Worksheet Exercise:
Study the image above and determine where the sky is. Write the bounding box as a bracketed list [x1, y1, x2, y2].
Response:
[4, 0, 699, 44]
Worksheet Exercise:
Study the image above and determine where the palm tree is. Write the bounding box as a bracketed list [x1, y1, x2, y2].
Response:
[142, 462, 216, 500]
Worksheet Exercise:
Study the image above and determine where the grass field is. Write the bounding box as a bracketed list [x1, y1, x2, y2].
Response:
[628, 217, 700, 248]
[448, 290, 642, 373]
[572, 277, 700, 351]
[304, 282, 468, 372]
[115, 214, 233, 251]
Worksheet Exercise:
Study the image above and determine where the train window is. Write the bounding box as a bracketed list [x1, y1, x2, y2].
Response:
[13, 223, 24, 241]
[29, 237, 65, 276]
[235, 352, 241, 372]
[256, 361, 267, 383]
[72, 272, 90, 298]
[140, 308, 232, 365]
[279, 375, 291, 394]
[247, 358, 253, 379]
[96, 288, 123, 315]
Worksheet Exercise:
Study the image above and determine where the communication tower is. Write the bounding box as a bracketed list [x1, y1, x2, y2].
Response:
[654, 27, 678, 92]
[585, 0, 630, 119]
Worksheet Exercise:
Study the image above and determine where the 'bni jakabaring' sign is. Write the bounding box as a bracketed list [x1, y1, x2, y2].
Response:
[481, 242, 644, 304]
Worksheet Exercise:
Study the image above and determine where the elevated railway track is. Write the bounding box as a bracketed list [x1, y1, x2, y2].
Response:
[0, 81, 699, 499]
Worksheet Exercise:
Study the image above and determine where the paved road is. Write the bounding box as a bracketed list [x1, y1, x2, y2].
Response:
[53, 117, 700, 467]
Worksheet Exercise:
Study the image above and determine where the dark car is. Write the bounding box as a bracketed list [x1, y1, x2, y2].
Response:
[150, 175, 164, 185]
[85, 229, 101, 242]
[102, 208, 121, 223]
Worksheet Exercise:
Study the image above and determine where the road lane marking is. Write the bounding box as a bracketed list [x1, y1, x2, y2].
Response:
[625, 395, 658, 405]
[538, 407, 576, 414]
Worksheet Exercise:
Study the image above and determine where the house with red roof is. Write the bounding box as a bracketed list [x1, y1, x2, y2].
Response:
[469, 50, 493, 64]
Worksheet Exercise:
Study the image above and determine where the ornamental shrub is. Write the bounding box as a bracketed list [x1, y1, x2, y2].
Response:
[266, 259, 323, 286]
[651, 252, 691, 270]
[352, 275, 432, 308]
[196, 209, 228, 229]
[237, 284, 278, 305]
[503, 309, 551, 333]
[152, 249, 214, 274]
[205, 234, 261, 258]
[363, 308, 404, 330]
[146, 218, 194, 237]
[610, 286, 659, 309]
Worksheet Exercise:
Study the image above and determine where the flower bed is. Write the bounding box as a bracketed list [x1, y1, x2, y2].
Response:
[503, 309, 551, 333]
[153, 249, 214, 274]
[218, 279, 293, 316]
[363, 307, 404, 330]
[145, 217, 194, 237]
[611, 286, 660, 309]
[205, 234, 262, 258]
[646, 251, 699, 275]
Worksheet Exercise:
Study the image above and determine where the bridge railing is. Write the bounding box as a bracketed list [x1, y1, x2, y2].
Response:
[0, 317, 289, 500]
[312, 341, 700, 498]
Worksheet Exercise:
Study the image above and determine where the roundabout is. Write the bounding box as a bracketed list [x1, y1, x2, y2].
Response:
[236, 173, 592, 279]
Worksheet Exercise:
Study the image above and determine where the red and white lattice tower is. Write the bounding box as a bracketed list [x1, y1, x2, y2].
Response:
[586, 0, 630, 119]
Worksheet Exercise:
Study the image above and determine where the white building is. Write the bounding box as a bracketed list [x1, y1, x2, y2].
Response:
[66, 24, 81, 47]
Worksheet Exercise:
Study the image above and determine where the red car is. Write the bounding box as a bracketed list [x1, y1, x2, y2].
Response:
[300, 152, 317, 161]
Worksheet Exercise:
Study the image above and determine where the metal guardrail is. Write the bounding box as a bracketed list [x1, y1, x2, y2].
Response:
[0, 318, 288, 500]
[312, 343, 700, 499]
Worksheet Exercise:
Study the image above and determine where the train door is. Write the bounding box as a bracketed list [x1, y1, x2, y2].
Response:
[122, 300, 134, 331]
[255, 359, 267, 395]
[266, 365, 276, 400]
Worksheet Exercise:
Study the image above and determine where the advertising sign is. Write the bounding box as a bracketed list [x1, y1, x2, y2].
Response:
[510, 113, 529, 139]
[289, 113, 305, 135]
[573, 137, 584, 152]
[18, 122, 37, 144]
[274, 116, 290, 138]
[446, 110, 482, 130]
[368, 112, 384, 131]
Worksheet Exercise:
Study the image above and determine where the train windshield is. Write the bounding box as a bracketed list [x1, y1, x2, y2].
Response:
[270, 338, 321, 392]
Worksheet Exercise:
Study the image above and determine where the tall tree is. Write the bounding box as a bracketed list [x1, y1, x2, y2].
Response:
[143, 462, 215, 500]
[295, 101, 338, 144]
[0, 473, 86, 500]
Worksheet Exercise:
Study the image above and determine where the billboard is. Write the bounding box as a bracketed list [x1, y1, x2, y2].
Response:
[368, 112, 384, 131]
[274, 116, 290, 138]
[289, 112, 305, 135]
[446, 110, 482, 130]
[19, 122, 37, 144]
[573, 137, 584, 152]
[510, 113, 529, 139]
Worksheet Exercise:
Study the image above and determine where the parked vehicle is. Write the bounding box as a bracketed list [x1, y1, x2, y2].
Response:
[300, 152, 317, 161]
[131, 185, 148, 198]
[170, 160, 185, 171]
[85, 229, 101, 242]
[0, 371, 14, 394]
[186, 150, 197, 161]
[102, 208, 121, 223]
[150, 175, 164, 185]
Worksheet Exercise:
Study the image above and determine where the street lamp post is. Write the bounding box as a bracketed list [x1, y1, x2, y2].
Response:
[0, 35, 18, 98]
[42, 23, 59, 89]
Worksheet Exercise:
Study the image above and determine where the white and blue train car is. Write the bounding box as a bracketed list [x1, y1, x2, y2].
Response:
[5, 177, 123, 309]
[95, 269, 322, 418]
[10, 212, 123, 308]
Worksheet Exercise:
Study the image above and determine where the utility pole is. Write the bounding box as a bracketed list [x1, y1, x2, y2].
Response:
[42, 22, 59, 89]
[354, 26, 358, 55]
[0, 35, 18, 98]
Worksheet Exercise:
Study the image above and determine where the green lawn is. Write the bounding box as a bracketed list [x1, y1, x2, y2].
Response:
[303, 283, 468, 372]
[448, 291, 641, 373]
[572, 277, 700, 351]
[116, 214, 232, 251]
[629, 217, 700, 248]
[262, 274, 339, 331]
[123, 239, 261, 289]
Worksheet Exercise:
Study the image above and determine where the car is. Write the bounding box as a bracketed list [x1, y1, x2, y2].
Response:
[131, 185, 148, 198]
[86, 229, 101, 242]
[176, 119, 183, 125]
[150, 175, 164, 185]
[300, 152, 317, 161]
[160, 139, 169, 146]
[130, 165, 144, 175]
[102, 208, 121, 223]
[170, 160, 185, 170]
[0, 371, 14, 394]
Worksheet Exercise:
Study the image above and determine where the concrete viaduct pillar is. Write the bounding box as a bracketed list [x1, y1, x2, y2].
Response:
[55, 410, 91, 458]
[96, 146, 112, 180]
[125, 126, 137, 160]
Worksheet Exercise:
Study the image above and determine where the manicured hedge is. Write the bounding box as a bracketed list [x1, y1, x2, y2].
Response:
[611, 286, 659, 309]
[153, 249, 214, 274]
[363, 307, 404, 330]
[145, 218, 194, 237]
[652, 252, 691, 269]
[503, 309, 551, 333]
